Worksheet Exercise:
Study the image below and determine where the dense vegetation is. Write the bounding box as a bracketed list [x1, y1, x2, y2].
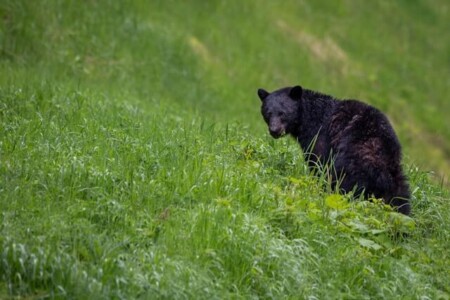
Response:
[1, 1, 449, 299]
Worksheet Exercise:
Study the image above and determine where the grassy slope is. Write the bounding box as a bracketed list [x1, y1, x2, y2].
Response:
[1, 0, 449, 299]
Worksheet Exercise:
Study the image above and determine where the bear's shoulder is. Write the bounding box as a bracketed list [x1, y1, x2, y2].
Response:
[332, 99, 386, 123]
[328, 99, 398, 146]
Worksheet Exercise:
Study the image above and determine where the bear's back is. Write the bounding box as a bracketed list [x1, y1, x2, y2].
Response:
[328, 99, 402, 168]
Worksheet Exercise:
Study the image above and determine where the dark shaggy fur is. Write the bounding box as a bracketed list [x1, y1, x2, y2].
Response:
[257, 85, 411, 215]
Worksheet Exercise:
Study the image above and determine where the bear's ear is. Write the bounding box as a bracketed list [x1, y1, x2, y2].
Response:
[257, 88, 269, 101]
[289, 85, 303, 101]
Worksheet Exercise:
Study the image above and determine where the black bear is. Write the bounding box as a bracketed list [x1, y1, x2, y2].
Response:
[257, 85, 411, 215]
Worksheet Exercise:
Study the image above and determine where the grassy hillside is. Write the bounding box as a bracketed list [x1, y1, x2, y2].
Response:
[1, 0, 449, 299]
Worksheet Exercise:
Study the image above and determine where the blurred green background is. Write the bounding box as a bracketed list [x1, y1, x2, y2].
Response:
[1, 0, 449, 180]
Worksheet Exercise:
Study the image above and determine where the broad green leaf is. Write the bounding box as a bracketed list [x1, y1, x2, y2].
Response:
[325, 194, 349, 210]
[358, 238, 383, 251]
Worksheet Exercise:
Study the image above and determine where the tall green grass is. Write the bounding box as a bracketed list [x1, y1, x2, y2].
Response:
[1, 0, 449, 298]
[1, 85, 448, 299]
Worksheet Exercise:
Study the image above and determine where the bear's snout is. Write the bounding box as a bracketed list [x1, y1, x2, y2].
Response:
[269, 127, 285, 139]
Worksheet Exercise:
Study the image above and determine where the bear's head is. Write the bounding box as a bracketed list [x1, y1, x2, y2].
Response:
[257, 85, 303, 139]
